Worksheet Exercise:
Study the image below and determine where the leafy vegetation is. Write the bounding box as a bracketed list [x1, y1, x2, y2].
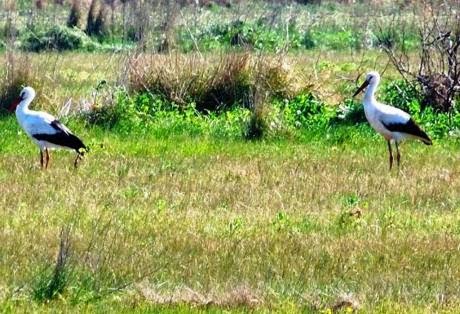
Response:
[81, 86, 459, 141]
[21, 26, 98, 52]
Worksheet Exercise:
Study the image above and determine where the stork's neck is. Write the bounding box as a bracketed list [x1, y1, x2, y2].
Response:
[363, 81, 378, 106]
[15, 98, 34, 117]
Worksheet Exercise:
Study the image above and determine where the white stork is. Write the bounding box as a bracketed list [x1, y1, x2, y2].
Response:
[8, 87, 87, 169]
[353, 71, 432, 170]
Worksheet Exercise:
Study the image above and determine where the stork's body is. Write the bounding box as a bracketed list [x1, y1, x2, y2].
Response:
[353, 72, 432, 170]
[9, 87, 87, 169]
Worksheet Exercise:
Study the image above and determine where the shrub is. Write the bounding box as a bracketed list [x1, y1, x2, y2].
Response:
[21, 26, 95, 52]
[381, 79, 422, 113]
[83, 89, 252, 139]
[83, 90, 143, 130]
[411, 107, 460, 139]
[281, 93, 335, 129]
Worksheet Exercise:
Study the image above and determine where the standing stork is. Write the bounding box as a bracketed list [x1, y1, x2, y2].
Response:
[8, 87, 88, 169]
[353, 71, 432, 170]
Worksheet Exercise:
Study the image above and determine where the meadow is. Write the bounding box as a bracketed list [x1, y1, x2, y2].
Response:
[0, 0, 460, 313]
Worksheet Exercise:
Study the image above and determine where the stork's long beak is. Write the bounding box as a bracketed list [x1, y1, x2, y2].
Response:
[353, 80, 370, 97]
[8, 97, 22, 112]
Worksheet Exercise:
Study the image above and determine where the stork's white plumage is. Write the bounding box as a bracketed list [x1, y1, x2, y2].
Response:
[353, 71, 432, 170]
[9, 87, 87, 169]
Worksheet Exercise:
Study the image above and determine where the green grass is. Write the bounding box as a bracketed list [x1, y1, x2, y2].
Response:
[0, 115, 459, 312]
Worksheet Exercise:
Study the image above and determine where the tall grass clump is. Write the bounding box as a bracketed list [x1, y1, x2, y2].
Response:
[126, 53, 303, 112]
[126, 53, 251, 112]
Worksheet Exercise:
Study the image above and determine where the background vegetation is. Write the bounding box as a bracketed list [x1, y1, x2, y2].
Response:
[0, 0, 459, 312]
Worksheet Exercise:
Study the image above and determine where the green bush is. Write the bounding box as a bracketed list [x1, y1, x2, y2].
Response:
[84, 91, 253, 138]
[281, 93, 335, 129]
[411, 107, 460, 139]
[381, 79, 422, 113]
[82, 91, 156, 130]
[21, 26, 97, 52]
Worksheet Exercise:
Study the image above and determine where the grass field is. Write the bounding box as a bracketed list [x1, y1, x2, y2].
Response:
[0, 1, 459, 311]
[0, 112, 459, 312]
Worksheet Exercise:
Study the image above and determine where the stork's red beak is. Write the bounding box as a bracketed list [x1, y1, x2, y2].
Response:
[8, 97, 21, 112]
[353, 79, 370, 97]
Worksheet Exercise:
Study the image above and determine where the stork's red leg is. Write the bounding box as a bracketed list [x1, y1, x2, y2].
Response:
[387, 140, 393, 171]
[45, 149, 50, 169]
[395, 142, 401, 168]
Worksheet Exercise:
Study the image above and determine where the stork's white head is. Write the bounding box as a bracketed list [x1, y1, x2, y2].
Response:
[353, 71, 381, 97]
[365, 71, 380, 86]
[8, 86, 36, 112]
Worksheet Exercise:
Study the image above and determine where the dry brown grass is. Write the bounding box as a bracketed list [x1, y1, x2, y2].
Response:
[136, 282, 262, 309]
